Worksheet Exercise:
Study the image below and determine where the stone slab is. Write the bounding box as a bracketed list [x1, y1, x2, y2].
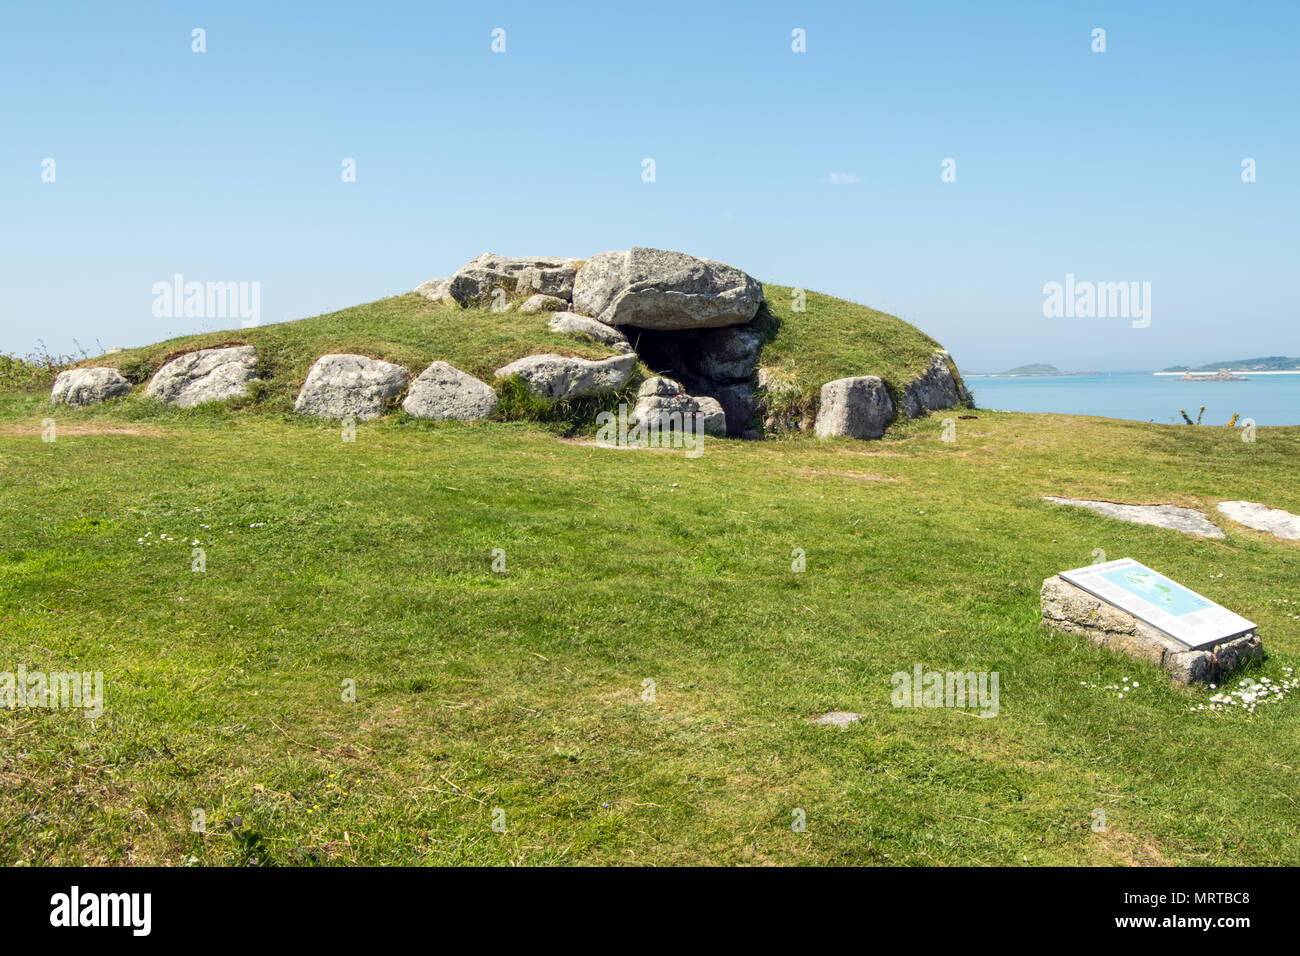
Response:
[1217, 500, 1300, 541]
[1043, 497, 1225, 538]
[1041, 575, 1263, 686]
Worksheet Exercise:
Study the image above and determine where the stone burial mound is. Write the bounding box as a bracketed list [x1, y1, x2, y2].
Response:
[417, 246, 972, 439]
[52, 246, 972, 442]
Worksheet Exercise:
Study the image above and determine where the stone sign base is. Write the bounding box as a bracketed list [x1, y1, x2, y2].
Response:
[1040, 576, 1263, 686]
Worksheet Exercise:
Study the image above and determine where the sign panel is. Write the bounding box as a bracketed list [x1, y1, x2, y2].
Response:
[1059, 557, 1256, 649]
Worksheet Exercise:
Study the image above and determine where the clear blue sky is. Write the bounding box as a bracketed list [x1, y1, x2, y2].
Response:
[2, 0, 1296, 371]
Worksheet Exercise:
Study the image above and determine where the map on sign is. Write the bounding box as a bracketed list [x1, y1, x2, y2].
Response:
[1059, 558, 1256, 649]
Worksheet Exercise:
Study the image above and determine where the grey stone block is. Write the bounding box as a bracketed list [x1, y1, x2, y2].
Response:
[1041, 575, 1263, 686]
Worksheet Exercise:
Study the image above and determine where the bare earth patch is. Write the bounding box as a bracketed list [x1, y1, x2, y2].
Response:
[801, 468, 897, 482]
[0, 422, 166, 438]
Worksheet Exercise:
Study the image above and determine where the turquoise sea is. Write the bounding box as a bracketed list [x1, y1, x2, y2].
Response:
[967, 372, 1300, 427]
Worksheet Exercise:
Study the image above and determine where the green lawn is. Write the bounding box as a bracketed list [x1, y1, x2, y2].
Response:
[2, 396, 1297, 865]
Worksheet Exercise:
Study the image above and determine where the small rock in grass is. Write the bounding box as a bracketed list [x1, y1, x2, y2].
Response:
[812, 711, 863, 728]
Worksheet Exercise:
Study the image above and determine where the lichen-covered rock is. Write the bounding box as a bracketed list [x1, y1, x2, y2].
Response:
[449, 254, 579, 308]
[50, 368, 132, 407]
[494, 353, 635, 401]
[415, 278, 453, 303]
[519, 294, 567, 314]
[1041, 575, 1263, 686]
[515, 263, 579, 301]
[899, 353, 962, 418]
[145, 346, 258, 408]
[814, 375, 896, 440]
[630, 376, 727, 438]
[295, 354, 409, 421]
[572, 248, 763, 330]
[547, 312, 632, 352]
[402, 362, 498, 421]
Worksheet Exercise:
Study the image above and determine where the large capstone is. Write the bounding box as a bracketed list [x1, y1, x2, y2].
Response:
[572, 248, 763, 330]
[295, 354, 409, 420]
[449, 254, 580, 308]
[50, 368, 132, 407]
[494, 353, 635, 402]
[145, 346, 258, 408]
[814, 376, 896, 440]
[402, 362, 499, 421]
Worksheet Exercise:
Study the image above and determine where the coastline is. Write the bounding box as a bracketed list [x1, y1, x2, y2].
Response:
[1152, 370, 1300, 377]
[971, 370, 1300, 379]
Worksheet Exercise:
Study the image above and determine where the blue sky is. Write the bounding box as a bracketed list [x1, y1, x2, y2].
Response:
[2, 0, 1296, 371]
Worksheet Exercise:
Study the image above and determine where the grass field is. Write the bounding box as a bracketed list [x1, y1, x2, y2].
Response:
[2, 388, 1298, 865]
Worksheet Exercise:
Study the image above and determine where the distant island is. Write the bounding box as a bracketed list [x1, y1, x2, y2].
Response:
[1178, 369, 1248, 382]
[1161, 355, 1300, 373]
[970, 363, 1101, 377]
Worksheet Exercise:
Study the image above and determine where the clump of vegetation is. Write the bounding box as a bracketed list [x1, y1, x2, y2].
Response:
[753, 365, 811, 435]
[495, 375, 556, 422]
[0, 340, 90, 391]
[1179, 407, 1243, 427]
[493, 373, 643, 437]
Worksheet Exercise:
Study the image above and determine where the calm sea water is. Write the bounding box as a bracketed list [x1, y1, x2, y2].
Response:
[967, 372, 1300, 427]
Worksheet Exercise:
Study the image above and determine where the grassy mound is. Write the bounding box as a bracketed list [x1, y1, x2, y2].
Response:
[756, 284, 952, 398]
[60, 294, 624, 421]
[22, 283, 965, 432]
